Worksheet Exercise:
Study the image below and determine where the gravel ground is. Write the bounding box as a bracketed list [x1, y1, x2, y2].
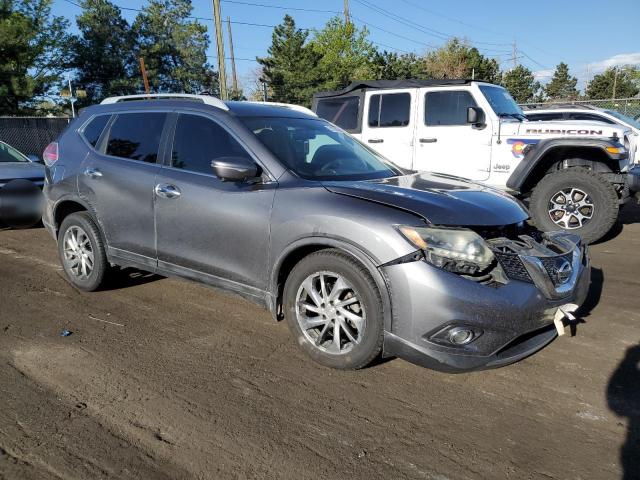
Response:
[1, 204, 639, 480]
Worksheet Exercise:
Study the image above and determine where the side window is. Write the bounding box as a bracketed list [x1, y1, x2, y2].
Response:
[569, 113, 615, 124]
[105, 113, 167, 163]
[527, 113, 564, 122]
[425, 91, 477, 126]
[368, 93, 411, 128]
[171, 114, 251, 175]
[81, 115, 110, 147]
[315, 96, 360, 131]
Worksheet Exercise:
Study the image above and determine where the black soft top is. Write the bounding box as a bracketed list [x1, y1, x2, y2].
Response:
[313, 79, 474, 99]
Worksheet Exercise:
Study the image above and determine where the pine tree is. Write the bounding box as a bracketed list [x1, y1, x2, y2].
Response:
[501, 65, 541, 103]
[586, 67, 639, 99]
[544, 63, 579, 100]
[257, 15, 322, 106]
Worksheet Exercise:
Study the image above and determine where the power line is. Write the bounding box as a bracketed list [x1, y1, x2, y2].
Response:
[221, 0, 339, 14]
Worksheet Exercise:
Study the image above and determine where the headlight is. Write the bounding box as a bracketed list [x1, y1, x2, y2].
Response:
[398, 225, 495, 274]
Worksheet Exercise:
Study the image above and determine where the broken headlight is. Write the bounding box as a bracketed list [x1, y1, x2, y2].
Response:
[398, 225, 495, 275]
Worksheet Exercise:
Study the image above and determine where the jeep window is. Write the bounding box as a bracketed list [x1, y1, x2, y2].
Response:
[105, 113, 167, 163]
[603, 110, 640, 129]
[171, 114, 251, 175]
[424, 91, 477, 126]
[81, 115, 110, 147]
[368, 93, 411, 128]
[479, 85, 524, 118]
[242, 117, 400, 181]
[0, 142, 27, 163]
[526, 112, 565, 122]
[568, 113, 615, 124]
[315, 96, 360, 131]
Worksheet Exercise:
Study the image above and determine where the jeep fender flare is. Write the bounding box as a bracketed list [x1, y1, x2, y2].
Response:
[506, 137, 627, 194]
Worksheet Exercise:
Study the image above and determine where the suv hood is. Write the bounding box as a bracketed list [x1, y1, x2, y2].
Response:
[0, 162, 45, 181]
[323, 172, 528, 226]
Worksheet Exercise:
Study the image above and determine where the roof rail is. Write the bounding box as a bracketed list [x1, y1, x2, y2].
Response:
[100, 93, 229, 110]
[247, 101, 317, 116]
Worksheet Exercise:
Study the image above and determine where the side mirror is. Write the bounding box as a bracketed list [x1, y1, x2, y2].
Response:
[27, 154, 42, 163]
[211, 156, 259, 182]
[467, 107, 485, 127]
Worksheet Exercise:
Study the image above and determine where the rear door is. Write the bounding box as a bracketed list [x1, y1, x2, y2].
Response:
[360, 89, 417, 169]
[154, 112, 275, 292]
[79, 111, 168, 267]
[413, 89, 492, 180]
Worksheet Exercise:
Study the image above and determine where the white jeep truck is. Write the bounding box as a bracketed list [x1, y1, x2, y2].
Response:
[312, 79, 640, 243]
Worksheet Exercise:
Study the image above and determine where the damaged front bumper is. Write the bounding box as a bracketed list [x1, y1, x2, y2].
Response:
[380, 232, 590, 373]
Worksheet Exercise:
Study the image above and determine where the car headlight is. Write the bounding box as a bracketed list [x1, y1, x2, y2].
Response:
[398, 225, 495, 275]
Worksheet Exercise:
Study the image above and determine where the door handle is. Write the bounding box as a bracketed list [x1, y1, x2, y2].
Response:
[84, 167, 103, 178]
[419, 138, 438, 143]
[154, 183, 181, 199]
[367, 139, 384, 144]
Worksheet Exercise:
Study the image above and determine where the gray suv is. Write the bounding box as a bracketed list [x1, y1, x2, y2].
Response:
[42, 94, 591, 372]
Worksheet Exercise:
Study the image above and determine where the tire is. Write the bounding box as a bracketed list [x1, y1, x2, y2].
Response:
[58, 212, 109, 291]
[529, 167, 619, 244]
[283, 249, 384, 370]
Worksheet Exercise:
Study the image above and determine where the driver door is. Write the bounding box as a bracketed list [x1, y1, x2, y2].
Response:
[154, 112, 276, 291]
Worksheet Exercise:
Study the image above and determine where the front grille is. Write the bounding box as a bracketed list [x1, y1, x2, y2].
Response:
[494, 252, 532, 283]
[540, 253, 572, 280]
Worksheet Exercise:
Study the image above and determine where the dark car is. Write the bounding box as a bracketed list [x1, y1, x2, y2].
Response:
[42, 94, 590, 372]
[0, 141, 45, 227]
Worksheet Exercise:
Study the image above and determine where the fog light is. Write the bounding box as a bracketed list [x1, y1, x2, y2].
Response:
[448, 328, 474, 345]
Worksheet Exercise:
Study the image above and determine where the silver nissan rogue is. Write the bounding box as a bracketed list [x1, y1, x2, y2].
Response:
[42, 94, 591, 372]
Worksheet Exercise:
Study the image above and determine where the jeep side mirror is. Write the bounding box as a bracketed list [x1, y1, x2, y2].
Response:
[467, 107, 485, 127]
[211, 156, 259, 182]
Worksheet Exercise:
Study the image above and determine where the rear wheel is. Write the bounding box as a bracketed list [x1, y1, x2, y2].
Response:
[529, 167, 619, 244]
[283, 249, 384, 369]
[58, 212, 109, 291]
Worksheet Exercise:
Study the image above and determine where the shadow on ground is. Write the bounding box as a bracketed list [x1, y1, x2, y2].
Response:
[607, 344, 640, 480]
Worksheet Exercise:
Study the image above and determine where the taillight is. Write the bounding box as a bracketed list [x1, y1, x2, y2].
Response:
[43, 142, 59, 167]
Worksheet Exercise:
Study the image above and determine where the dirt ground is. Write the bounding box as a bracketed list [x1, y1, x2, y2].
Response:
[1, 205, 639, 480]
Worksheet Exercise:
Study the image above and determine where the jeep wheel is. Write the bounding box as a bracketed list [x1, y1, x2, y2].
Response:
[530, 167, 618, 244]
[283, 249, 383, 370]
[58, 212, 109, 291]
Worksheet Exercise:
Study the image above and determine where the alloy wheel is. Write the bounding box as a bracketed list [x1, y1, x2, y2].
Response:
[295, 271, 366, 354]
[548, 187, 594, 229]
[62, 225, 94, 279]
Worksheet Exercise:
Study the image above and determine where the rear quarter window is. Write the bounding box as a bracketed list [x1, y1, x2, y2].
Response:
[81, 114, 111, 147]
[315, 96, 360, 131]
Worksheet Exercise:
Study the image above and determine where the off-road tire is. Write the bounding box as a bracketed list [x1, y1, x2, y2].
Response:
[529, 167, 618, 244]
[283, 249, 384, 370]
[58, 212, 109, 291]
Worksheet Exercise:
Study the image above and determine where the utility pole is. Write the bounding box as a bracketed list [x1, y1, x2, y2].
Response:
[139, 57, 150, 95]
[226, 17, 238, 95]
[612, 67, 618, 100]
[67, 75, 76, 118]
[344, 0, 350, 25]
[511, 40, 517, 70]
[212, 0, 228, 100]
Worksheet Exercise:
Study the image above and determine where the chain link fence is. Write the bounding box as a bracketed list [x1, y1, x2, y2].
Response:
[521, 98, 640, 120]
[0, 117, 71, 158]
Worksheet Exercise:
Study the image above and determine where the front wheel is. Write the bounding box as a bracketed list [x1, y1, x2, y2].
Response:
[529, 167, 619, 244]
[283, 249, 384, 370]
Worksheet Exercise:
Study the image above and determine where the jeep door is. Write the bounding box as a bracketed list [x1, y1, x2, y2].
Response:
[78, 111, 169, 267]
[413, 88, 492, 181]
[360, 89, 417, 170]
[154, 112, 275, 294]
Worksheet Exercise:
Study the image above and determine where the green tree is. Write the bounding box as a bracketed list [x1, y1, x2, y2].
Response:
[132, 0, 216, 93]
[423, 39, 500, 82]
[257, 15, 321, 106]
[586, 67, 639, 99]
[466, 47, 501, 83]
[0, 0, 71, 114]
[72, 0, 135, 103]
[310, 16, 378, 92]
[372, 51, 427, 80]
[544, 62, 578, 100]
[501, 65, 541, 103]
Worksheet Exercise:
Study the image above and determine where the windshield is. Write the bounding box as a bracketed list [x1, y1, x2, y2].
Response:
[241, 117, 401, 180]
[479, 85, 525, 118]
[0, 142, 28, 163]
[604, 110, 640, 130]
